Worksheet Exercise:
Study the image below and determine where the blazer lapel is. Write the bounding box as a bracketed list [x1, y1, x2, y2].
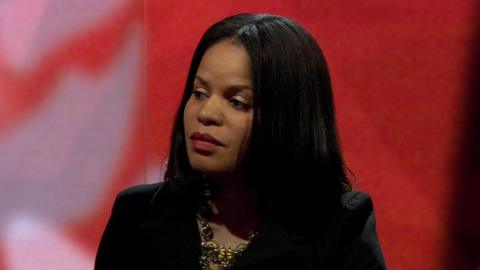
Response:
[232, 222, 313, 270]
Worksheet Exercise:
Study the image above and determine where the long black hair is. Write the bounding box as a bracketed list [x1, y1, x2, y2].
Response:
[165, 13, 351, 227]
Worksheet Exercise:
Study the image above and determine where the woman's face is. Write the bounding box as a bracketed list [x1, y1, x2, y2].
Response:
[183, 40, 254, 177]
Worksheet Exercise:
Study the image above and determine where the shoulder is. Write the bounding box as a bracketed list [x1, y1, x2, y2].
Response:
[339, 191, 375, 233]
[115, 182, 164, 204]
[95, 183, 164, 269]
[109, 182, 165, 224]
[342, 190, 372, 208]
[335, 191, 387, 269]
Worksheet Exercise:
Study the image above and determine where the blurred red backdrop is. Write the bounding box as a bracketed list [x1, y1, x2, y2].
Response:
[0, 1, 478, 269]
[145, 1, 480, 268]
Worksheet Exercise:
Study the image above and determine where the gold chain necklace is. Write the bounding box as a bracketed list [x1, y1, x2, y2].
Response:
[197, 212, 257, 270]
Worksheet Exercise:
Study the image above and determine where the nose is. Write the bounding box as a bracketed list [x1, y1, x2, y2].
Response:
[197, 96, 224, 126]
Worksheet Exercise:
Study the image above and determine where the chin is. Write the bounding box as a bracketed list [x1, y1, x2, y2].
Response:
[189, 159, 230, 177]
[191, 164, 227, 176]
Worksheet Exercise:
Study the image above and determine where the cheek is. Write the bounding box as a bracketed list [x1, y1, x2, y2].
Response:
[183, 98, 195, 133]
[244, 115, 253, 140]
[233, 115, 253, 153]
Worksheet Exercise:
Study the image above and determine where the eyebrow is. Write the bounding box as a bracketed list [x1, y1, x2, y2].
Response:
[194, 75, 253, 92]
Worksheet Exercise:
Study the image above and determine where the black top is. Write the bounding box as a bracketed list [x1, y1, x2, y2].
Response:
[95, 182, 387, 270]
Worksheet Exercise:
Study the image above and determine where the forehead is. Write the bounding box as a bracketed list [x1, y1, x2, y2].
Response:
[195, 40, 252, 87]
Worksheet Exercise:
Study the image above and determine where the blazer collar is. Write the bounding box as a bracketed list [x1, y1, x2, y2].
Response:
[232, 221, 307, 270]
[138, 182, 312, 270]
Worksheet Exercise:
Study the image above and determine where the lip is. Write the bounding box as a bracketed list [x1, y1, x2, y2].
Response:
[190, 132, 224, 146]
[190, 132, 224, 153]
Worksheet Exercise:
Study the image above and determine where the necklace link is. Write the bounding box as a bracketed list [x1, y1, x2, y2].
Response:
[197, 212, 258, 270]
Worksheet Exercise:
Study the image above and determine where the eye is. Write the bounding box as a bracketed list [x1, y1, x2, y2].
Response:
[230, 98, 251, 110]
[192, 89, 208, 100]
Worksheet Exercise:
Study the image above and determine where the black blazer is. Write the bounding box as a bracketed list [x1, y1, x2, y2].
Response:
[95, 182, 387, 270]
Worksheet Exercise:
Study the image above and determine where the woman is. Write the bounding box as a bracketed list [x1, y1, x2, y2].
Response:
[95, 13, 386, 270]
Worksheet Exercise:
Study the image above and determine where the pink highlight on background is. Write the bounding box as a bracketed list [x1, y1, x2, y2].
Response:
[0, 26, 142, 224]
[4, 215, 93, 270]
[0, 0, 130, 72]
[0, 27, 143, 269]
[0, 0, 145, 269]
[0, 0, 48, 71]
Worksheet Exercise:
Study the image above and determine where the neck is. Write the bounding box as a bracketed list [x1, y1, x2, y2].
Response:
[205, 175, 261, 235]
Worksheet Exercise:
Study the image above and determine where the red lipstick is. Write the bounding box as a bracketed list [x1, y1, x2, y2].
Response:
[190, 132, 224, 153]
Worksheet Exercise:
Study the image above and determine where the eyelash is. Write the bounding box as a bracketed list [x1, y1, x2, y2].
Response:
[192, 89, 208, 99]
[192, 89, 251, 111]
[229, 99, 250, 110]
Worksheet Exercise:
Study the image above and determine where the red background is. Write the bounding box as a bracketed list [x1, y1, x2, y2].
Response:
[145, 1, 480, 269]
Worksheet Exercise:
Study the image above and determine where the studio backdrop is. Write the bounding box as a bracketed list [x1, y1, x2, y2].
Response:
[0, 1, 478, 269]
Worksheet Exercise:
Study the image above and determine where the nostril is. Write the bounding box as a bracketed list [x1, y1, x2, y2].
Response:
[197, 104, 223, 126]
